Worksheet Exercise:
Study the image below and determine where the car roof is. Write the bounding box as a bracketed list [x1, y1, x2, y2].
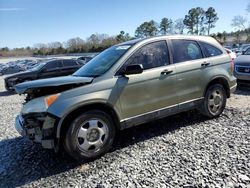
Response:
[119, 35, 217, 46]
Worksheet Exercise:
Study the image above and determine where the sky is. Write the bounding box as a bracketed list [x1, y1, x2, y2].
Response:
[0, 0, 249, 48]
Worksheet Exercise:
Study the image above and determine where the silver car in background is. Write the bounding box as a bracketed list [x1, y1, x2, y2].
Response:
[234, 47, 250, 86]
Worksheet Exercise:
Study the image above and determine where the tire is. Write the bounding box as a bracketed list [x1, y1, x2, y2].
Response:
[199, 84, 227, 118]
[64, 110, 116, 161]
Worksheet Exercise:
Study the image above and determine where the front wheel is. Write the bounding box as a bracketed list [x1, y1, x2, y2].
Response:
[199, 84, 227, 118]
[64, 110, 116, 161]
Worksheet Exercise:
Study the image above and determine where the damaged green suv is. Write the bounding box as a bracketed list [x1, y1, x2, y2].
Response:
[15, 35, 237, 161]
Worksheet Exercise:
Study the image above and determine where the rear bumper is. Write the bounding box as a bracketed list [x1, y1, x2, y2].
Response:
[230, 84, 237, 93]
[15, 113, 59, 149]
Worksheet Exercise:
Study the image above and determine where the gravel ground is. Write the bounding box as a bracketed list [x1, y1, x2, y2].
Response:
[0, 76, 249, 188]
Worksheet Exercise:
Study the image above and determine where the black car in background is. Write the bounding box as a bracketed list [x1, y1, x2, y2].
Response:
[4, 59, 84, 91]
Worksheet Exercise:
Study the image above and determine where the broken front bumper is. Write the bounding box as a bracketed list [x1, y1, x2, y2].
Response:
[15, 115, 26, 136]
[4, 78, 16, 91]
[15, 113, 59, 149]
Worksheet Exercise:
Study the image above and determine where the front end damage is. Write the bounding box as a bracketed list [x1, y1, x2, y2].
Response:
[16, 112, 59, 149]
[14, 75, 94, 149]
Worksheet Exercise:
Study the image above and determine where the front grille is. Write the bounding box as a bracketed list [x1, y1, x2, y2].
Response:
[236, 65, 250, 74]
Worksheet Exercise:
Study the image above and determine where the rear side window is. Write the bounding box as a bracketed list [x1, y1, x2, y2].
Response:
[63, 59, 78, 67]
[172, 40, 203, 63]
[126, 41, 170, 70]
[200, 42, 223, 57]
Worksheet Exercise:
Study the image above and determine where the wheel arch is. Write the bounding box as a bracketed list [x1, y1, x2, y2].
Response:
[204, 76, 230, 98]
[56, 102, 121, 141]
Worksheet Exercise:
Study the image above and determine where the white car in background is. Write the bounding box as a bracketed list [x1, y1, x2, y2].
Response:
[225, 48, 236, 60]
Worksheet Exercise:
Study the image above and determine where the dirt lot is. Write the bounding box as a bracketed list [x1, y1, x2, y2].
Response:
[0, 76, 249, 187]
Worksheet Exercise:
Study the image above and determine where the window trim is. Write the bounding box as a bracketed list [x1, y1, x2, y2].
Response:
[170, 39, 205, 64]
[115, 40, 171, 75]
[198, 41, 223, 58]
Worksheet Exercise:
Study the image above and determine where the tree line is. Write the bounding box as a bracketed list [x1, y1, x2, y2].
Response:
[135, 7, 218, 38]
[0, 31, 132, 57]
[1, 4, 250, 57]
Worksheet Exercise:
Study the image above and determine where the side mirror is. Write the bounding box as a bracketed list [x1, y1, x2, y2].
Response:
[124, 64, 143, 75]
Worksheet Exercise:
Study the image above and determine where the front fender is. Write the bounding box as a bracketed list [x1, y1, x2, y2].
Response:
[54, 99, 120, 138]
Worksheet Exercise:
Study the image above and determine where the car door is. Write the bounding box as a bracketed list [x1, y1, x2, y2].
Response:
[116, 40, 177, 123]
[38, 60, 63, 79]
[61, 59, 80, 76]
[171, 39, 210, 109]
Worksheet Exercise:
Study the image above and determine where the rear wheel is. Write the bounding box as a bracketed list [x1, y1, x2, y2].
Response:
[64, 110, 115, 161]
[199, 84, 227, 118]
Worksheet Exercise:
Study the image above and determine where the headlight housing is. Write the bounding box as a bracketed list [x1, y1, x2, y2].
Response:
[22, 94, 60, 115]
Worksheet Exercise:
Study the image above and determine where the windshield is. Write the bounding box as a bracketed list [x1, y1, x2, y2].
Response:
[244, 48, 250, 55]
[73, 45, 131, 77]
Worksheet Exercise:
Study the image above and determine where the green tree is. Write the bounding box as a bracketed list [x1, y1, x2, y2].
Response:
[184, 7, 205, 35]
[135, 20, 158, 38]
[116, 31, 131, 42]
[216, 32, 223, 42]
[159, 18, 173, 35]
[204, 7, 219, 35]
[234, 31, 241, 43]
[1, 47, 9, 51]
[222, 31, 227, 43]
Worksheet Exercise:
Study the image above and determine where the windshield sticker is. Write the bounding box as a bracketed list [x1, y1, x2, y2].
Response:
[116, 45, 130, 50]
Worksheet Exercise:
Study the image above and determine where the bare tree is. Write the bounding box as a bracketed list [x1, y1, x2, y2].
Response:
[174, 18, 185, 34]
[66, 37, 84, 52]
[231, 15, 250, 41]
[48, 42, 63, 49]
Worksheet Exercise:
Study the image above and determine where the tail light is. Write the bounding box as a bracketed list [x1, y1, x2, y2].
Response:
[229, 55, 234, 74]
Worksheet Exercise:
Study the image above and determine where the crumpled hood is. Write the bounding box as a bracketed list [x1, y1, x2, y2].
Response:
[5, 70, 34, 79]
[15, 75, 94, 94]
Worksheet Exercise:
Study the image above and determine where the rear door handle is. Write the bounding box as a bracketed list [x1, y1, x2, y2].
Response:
[161, 69, 173, 75]
[201, 62, 210, 67]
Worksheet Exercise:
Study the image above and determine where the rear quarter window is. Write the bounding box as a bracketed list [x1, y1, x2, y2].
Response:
[200, 42, 223, 57]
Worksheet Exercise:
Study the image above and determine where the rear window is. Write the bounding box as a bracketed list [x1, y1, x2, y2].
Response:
[172, 40, 203, 63]
[200, 42, 223, 57]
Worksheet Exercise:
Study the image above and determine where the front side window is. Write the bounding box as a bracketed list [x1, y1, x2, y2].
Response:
[243, 47, 250, 55]
[172, 40, 203, 63]
[125, 41, 169, 70]
[44, 60, 62, 70]
[63, 59, 77, 67]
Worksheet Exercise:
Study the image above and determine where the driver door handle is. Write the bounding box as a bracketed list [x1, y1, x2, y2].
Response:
[161, 69, 173, 75]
